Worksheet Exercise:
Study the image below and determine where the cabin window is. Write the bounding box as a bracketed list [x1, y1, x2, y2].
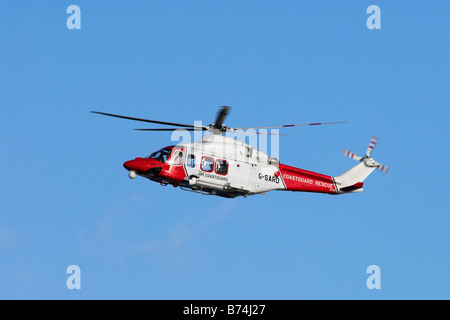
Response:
[201, 156, 214, 172]
[187, 154, 195, 168]
[215, 159, 228, 175]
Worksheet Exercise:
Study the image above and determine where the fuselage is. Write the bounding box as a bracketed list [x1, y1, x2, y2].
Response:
[123, 134, 339, 198]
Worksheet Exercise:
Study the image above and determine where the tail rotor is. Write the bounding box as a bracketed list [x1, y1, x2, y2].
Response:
[342, 149, 362, 161]
[343, 136, 389, 174]
[366, 136, 378, 157]
[377, 163, 389, 174]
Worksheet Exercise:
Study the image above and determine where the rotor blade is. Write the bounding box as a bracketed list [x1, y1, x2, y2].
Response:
[342, 149, 362, 161]
[366, 136, 378, 157]
[253, 131, 290, 136]
[213, 106, 230, 129]
[377, 163, 390, 174]
[91, 111, 207, 129]
[228, 131, 290, 136]
[236, 121, 346, 130]
[134, 128, 206, 131]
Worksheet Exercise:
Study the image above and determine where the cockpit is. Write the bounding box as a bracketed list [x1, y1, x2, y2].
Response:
[147, 146, 184, 166]
[147, 146, 173, 163]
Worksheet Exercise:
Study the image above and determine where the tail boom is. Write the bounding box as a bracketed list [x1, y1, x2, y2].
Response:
[278, 163, 338, 194]
[276, 136, 387, 195]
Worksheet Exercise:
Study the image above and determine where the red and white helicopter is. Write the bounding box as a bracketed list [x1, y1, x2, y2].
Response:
[92, 106, 388, 198]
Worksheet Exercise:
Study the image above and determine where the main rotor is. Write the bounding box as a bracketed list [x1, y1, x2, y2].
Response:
[91, 106, 346, 135]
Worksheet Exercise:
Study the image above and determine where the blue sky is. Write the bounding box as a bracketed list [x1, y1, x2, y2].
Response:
[1, 1, 449, 299]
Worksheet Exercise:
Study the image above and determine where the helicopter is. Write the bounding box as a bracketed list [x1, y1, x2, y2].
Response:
[91, 106, 388, 198]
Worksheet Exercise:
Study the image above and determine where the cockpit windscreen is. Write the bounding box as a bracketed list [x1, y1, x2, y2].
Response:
[148, 147, 172, 163]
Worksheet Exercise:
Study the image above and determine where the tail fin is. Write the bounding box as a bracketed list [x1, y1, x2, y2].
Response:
[334, 136, 389, 194]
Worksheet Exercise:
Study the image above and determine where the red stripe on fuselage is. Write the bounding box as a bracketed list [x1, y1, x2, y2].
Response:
[279, 163, 337, 194]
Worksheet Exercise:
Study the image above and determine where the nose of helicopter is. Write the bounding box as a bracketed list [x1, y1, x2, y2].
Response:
[123, 158, 145, 172]
[123, 157, 162, 177]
